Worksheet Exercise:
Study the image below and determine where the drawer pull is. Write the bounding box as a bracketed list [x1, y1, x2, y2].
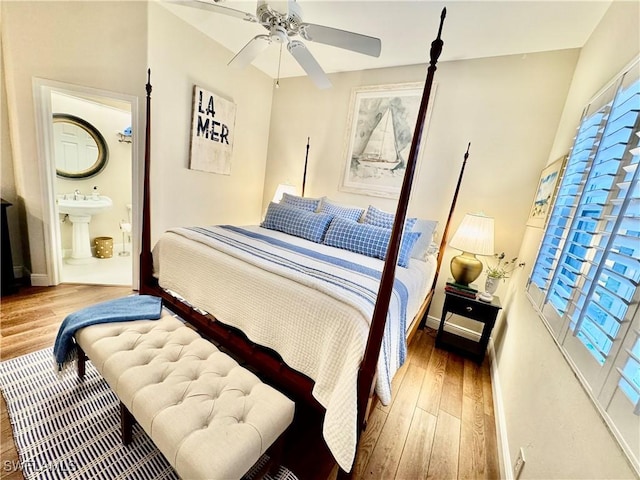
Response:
[466, 306, 473, 312]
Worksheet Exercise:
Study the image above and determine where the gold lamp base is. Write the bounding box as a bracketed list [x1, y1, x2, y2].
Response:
[450, 251, 483, 286]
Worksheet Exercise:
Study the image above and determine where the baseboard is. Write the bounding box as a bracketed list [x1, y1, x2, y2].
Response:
[424, 314, 481, 341]
[30, 273, 49, 286]
[426, 314, 512, 479]
[488, 339, 513, 480]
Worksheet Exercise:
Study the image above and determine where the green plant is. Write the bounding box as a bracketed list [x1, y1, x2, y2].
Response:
[485, 253, 525, 279]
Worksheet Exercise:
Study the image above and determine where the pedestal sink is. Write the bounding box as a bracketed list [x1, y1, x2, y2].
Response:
[57, 194, 113, 264]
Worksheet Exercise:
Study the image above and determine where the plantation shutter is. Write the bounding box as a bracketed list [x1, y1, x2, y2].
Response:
[529, 102, 608, 334]
[527, 61, 640, 472]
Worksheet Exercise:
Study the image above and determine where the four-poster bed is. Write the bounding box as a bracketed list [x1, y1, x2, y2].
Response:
[139, 9, 452, 474]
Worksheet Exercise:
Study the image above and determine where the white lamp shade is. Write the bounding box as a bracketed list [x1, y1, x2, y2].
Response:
[272, 184, 297, 203]
[449, 213, 495, 255]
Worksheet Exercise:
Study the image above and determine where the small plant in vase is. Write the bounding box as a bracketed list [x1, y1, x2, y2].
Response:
[483, 253, 525, 297]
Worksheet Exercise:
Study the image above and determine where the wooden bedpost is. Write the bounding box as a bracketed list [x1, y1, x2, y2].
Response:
[140, 69, 153, 291]
[419, 142, 471, 327]
[302, 137, 310, 197]
[436, 142, 470, 284]
[349, 6, 447, 474]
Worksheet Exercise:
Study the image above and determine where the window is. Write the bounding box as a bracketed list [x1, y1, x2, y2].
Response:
[527, 60, 640, 474]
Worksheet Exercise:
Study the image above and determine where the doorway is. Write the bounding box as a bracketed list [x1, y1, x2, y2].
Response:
[33, 79, 140, 288]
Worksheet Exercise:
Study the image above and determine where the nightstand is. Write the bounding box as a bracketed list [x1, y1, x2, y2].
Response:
[1, 199, 17, 296]
[436, 290, 502, 363]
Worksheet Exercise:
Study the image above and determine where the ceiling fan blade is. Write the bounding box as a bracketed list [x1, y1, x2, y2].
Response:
[167, 0, 257, 22]
[300, 23, 381, 58]
[287, 40, 332, 90]
[228, 35, 272, 68]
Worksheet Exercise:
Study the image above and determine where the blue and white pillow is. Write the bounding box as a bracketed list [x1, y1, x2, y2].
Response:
[320, 199, 365, 222]
[363, 205, 417, 231]
[262, 202, 333, 243]
[323, 217, 421, 268]
[280, 193, 322, 212]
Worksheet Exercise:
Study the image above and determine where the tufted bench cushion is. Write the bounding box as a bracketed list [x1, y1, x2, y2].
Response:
[75, 314, 295, 480]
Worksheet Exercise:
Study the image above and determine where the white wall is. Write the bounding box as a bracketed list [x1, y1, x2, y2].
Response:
[495, 1, 640, 478]
[265, 48, 579, 319]
[1, 1, 148, 285]
[147, 2, 274, 244]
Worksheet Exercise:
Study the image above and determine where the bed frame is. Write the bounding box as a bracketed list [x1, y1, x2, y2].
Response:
[139, 9, 452, 474]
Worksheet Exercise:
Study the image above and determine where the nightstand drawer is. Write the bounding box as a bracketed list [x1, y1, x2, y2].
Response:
[438, 291, 502, 364]
[444, 294, 498, 322]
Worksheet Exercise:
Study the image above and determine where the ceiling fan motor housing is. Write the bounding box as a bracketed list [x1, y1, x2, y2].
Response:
[257, 0, 303, 36]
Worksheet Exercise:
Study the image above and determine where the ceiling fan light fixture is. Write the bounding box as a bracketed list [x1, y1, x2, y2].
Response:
[270, 25, 289, 44]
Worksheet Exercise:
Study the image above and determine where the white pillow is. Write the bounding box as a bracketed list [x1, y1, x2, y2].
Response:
[410, 219, 438, 260]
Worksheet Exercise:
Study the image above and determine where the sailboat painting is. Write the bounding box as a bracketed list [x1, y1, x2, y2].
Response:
[359, 109, 401, 170]
[341, 83, 429, 197]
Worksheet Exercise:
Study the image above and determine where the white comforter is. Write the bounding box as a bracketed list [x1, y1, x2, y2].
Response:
[153, 225, 434, 471]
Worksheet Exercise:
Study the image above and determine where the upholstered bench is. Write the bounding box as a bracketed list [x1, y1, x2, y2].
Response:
[74, 314, 295, 480]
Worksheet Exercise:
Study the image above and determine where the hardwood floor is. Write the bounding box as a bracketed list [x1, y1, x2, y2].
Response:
[0, 285, 500, 479]
[1, 284, 133, 480]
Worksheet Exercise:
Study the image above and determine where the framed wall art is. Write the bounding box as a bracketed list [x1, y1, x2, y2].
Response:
[527, 155, 567, 228]
[189, 85, 236, 175]
[340, 82, 434, 198]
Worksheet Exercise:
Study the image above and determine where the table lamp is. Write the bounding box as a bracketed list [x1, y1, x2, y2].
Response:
[449, 213, 494, 286]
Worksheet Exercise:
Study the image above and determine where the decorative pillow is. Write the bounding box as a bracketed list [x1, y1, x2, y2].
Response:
[323, 217, 421, 268]
[320, 199, 365, 223]
[280, 193, 322, 212]
[410, 219, 439, 260]
[363, 205, 417, 231]
[261, 202, 333, 243]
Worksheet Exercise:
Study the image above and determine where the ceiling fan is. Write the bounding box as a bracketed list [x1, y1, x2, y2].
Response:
[170, 0, 382, 89]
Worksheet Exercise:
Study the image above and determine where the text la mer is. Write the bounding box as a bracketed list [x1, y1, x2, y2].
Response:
[196, 90, 230, 145]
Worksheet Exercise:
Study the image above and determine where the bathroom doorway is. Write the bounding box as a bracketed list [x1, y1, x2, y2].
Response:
[33, 79, 140, 288]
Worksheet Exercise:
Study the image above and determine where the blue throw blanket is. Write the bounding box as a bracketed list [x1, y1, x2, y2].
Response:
[53, 295, 163, 372]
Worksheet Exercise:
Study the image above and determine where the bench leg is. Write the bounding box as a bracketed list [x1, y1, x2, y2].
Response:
[266, 434, 286, 477]
[120, 402, 134, 445]
[77, 346, 87, 380]
[246, 434, 287, 480]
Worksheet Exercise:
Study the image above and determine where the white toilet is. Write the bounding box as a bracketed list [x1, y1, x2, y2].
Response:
[119, 204, 133, 256]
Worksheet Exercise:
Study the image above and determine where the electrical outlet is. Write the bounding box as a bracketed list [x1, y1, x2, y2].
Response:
[513, 447, 526, 479]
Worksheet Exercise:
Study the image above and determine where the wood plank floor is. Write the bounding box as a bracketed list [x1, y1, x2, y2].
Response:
[0, 285, 500, 479]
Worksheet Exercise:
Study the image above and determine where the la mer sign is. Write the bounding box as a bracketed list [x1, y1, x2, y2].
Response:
[189, 86, 236, 175]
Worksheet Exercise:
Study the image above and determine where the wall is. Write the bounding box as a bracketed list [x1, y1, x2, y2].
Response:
[495, 1, 639, 478]
[1, 25, 28, 279]
[147, 2, 274, 243]
[52, 92, 132, 254]
[1, 1, 148, 285]
[265, 47, 579, 320]
[2, 1, 274, 284]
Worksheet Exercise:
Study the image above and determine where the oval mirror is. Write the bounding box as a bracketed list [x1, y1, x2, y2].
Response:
[53, 113, 108, 179]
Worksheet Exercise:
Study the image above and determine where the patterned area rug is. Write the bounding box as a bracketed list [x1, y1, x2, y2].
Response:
[0, 348, 298, 480]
